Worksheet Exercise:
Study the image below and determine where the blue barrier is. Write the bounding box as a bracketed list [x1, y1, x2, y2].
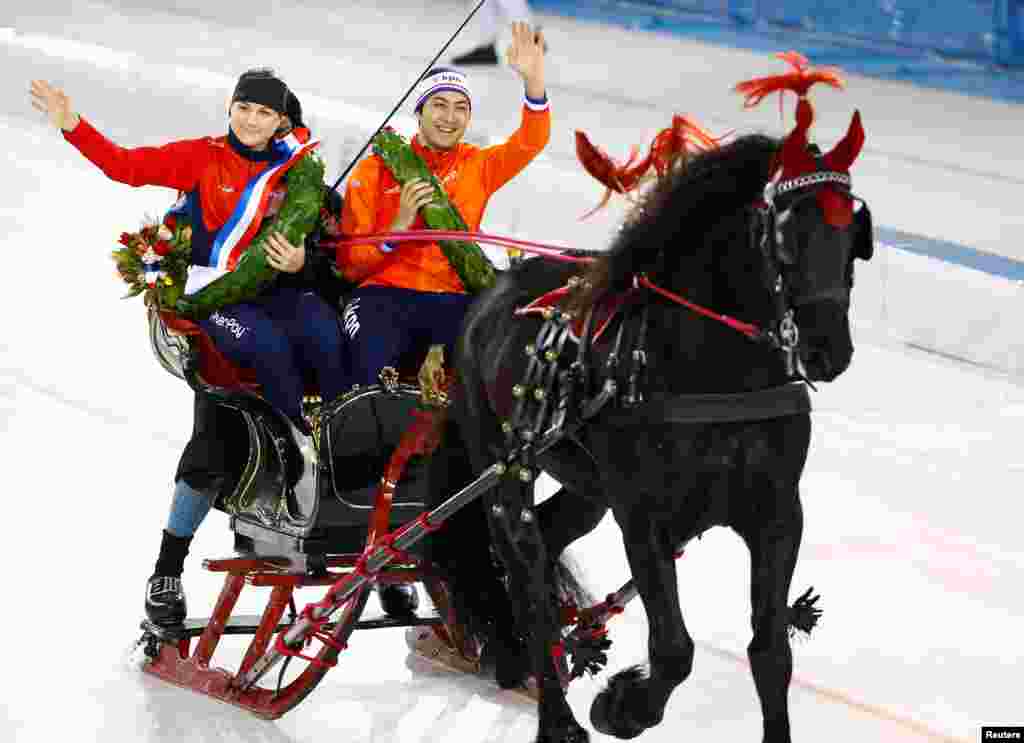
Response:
[533, 1, 1024, 67]
[994, 0, 1024, 64]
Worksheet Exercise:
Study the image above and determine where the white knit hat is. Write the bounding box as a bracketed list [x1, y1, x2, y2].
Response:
[413, 67, 472, 112]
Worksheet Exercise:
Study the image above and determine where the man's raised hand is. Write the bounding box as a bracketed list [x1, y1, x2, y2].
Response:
[506, 22, 546, 100]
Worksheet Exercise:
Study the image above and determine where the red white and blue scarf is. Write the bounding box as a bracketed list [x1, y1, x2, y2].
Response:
[184, 130, 320, 295]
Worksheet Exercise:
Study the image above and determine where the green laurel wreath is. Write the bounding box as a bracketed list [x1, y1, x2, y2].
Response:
[371, 128, 496, 293]
[173, 151, 327, 319]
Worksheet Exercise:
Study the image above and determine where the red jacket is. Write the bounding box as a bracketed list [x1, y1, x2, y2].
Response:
[337, 101, 550, 293]
[64, 118, 306, 234]
[65, 119, 315, 293]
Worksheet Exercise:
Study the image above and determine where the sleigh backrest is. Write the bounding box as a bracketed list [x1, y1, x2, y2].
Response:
[151, 308, 261, 391]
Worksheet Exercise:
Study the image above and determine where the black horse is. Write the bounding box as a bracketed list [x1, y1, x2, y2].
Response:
[426, 115, 872, 743]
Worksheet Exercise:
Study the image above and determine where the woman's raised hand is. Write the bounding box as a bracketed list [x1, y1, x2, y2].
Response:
[29, 80, 80, 132]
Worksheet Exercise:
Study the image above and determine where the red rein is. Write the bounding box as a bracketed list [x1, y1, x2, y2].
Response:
[324, 230, 591, 263]
[325, 231, 765, 341]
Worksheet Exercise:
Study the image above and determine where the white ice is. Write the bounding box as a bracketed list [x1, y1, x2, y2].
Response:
[1, 2, 1022, 742]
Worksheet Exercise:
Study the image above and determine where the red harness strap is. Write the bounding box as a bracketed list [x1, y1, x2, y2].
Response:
[636, 274, 763, 340]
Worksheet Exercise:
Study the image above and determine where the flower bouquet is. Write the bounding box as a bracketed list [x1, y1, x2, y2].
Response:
[111, 217, 192, 309]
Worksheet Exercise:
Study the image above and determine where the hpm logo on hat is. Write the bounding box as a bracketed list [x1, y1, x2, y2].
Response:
[414, 67, 472, 112]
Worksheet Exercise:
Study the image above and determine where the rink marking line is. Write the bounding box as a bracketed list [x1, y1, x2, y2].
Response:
[698, 642, 970, 742]
[3, 26, 418, 136]
[875, 230, 1024, 281]
[3, 367, 186, 450]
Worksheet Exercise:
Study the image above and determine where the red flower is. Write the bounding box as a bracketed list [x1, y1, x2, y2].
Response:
[118, 232, 134, 247]
[153, 240, 173, 256]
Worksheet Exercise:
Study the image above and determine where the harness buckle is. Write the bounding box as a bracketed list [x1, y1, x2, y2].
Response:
[778, 310, 799, 350]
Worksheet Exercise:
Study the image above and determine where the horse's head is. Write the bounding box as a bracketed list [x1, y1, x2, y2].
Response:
[764, 107, 873, 381]
[734, 52, 873, 382]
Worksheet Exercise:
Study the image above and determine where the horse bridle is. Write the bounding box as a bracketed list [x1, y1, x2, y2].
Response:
[636, 165, 863, 381]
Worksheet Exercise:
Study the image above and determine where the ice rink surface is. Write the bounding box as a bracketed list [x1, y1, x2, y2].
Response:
[1, 2, 1022, 741]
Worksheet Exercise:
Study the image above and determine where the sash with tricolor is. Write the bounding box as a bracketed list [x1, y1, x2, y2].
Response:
[184, 129, 320, 295]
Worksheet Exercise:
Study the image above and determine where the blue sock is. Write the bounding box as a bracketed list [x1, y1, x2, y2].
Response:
[166, 480, 213, 538]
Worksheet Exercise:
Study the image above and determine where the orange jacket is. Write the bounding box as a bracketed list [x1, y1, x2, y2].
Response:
[337, 103, 550, 293]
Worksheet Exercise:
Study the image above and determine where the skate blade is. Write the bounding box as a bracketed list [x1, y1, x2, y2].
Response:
[140, 619, 187, 641]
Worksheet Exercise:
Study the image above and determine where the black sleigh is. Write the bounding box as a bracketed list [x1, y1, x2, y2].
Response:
[138, 286, 653, 718]
[140, 305, 457, 717]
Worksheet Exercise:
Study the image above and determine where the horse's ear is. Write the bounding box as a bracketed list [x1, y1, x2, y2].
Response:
[823, 110, 865, 172]
[853, 202, 874, 260]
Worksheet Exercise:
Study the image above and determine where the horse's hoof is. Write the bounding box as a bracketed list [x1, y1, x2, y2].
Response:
[590, 675, 646, 739]
[481, 636, 530, 690]
[536, 722, 589, 743]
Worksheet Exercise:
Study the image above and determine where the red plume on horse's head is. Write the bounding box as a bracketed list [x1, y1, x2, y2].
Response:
[735, 51, 865, 227]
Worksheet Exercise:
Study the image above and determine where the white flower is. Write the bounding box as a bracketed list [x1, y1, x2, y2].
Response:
[156, 224, 174, 241]
[141, 249, 161, 265]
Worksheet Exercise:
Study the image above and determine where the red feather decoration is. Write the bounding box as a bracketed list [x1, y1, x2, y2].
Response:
[734, 51, 845, 108]
[575, 115, 726, 219]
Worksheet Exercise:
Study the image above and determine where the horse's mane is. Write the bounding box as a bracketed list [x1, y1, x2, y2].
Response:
[571, 133, 779, 311]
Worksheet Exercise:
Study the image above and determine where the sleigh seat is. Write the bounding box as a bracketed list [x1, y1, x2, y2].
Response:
[149, 307, 444, 568]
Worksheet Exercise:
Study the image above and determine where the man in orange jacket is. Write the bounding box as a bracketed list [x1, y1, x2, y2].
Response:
[336, 22, 549, 393]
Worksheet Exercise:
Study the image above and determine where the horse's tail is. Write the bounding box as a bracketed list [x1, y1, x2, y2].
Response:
[423, 416, 598, 656]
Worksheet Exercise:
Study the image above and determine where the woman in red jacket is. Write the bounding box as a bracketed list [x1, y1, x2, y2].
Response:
[30, 69, 347, 625]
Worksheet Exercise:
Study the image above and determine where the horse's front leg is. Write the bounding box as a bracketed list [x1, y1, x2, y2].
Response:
[590, 509, 694, 738]
[486, 482, 588, 743]
[740, 497, 803, 743]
